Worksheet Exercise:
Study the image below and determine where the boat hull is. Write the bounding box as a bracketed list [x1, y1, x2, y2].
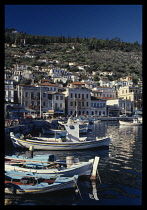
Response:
[5, 176, 78, 195]
[5, 161, 94, 177]
[119, 120, 142, 126]
[10, 135, 110, 150]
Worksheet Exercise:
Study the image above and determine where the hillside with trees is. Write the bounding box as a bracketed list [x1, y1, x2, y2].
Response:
[5, 28, 142, 82]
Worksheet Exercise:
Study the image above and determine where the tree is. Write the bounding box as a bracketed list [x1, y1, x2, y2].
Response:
[94, 75, 100, 81]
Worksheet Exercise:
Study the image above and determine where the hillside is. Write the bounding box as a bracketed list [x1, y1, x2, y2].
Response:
[5, 28, 142, 81]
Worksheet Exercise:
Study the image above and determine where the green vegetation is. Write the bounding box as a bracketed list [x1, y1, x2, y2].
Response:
[5, 28, 142, 81]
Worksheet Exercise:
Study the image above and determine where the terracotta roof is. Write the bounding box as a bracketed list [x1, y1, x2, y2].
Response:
[71, 82, 85, 85]
[39, 82, 58, 87]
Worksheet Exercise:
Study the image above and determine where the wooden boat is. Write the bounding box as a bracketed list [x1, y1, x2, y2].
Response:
[119, 118, 142, 126]
[9, 121, 110, 150]
[42, 127, 66, 136]
[5, 170, 78, 195]
[5, 155, 100, 178]
[5, 154, 56, 164]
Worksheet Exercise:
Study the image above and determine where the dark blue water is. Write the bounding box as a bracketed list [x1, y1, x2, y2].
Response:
[5, 121, 142, 205]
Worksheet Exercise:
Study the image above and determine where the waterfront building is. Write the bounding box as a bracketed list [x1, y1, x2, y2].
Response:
[64, 87, 91, 116]
[5, 79, 17, 103]
[106, 98, 132, 116]
[91, 96, 107, 116]
[118, 86, 142, 111]
[17, 84, 49, 115]
[50, 92, 65, 116]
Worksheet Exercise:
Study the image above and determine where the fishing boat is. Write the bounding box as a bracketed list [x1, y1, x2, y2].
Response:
[9, 121, 110, 150]
[119, 118, 142, 126]
[5, 155, 100, 178]
[5, 170, 78, 195]
[42, 127, 66, 136]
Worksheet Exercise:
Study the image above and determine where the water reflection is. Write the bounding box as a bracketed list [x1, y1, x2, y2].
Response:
[5, 121, 142, 205]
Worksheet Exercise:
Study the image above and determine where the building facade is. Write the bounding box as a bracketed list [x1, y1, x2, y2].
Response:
[65, 87, 91, 116]
[118, 86, 142, 111]
[91, 97, 107, 116]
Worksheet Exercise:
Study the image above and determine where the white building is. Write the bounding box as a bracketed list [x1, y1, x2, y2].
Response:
[64, 87, 91, 116]
[91, 87, 117, 98]
[5, 79, 16, 103]
[106, 98, 132, 116]
[51, 92, 65, 116]
[37, 82, 58, 92]
[91, 97, 107, 116]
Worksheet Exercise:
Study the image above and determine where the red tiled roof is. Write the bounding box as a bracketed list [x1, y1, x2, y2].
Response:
[39, 82, 58, 87]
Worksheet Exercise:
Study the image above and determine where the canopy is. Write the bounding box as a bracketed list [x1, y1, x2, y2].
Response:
[9, 109, 29, 113]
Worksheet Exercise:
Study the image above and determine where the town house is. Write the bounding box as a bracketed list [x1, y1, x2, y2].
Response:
[17, 84, 49, 115]
[91, 96, 107, 116]
[106, 98, 132, 116]
[91, 86, 117, 99]
[5, 79, 17, 103]
[64, 87, 91, 116]
[118, 86, 142, 111]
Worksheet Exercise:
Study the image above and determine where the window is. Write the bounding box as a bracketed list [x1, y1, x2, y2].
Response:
[82, 102, 84, 107]
[91, 103, 93, 107]
[70, 101, 73, 106]
[87, 102, 89, 107]
[69, 125, 75, 129]
[75, 93, 77, 98]
[60, 96, 63, 100]
[82, 94, 84, 99]
[86, 94, 88, 99]
[79, 94, 80, 98]
[56, 95, 59, 100]
[43, 93, 46, 98]
[71, 93, 73, 98]
[43, 102, 45, 106]
[31, 92, 34, 98]
[60, 103, 62, 108]
[25, 92, 28, 97]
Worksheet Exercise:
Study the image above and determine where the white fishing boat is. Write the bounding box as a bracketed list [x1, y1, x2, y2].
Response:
[42, 127, 66, 136]
[119, 118, 142, 126]
[5, 170, 78, 195]
[5, 154, 100, 178]
[9, 121, 110, 150]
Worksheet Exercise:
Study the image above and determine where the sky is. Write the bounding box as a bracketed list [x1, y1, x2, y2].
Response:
[5, 4, 142, 44]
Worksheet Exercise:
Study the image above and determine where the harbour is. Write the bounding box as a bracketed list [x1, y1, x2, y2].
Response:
[5, 120, 142, 205]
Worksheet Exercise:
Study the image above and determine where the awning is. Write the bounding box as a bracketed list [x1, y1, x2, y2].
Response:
[48, 110, 54, 114]
[25, 108, 37, 113]
[134, 110, 142, 115]
[121, 110, 132, 114]
[10, 109, 29, 113]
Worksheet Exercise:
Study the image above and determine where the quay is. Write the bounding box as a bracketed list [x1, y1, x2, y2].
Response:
[5, 116, 137, 135]
[96, 116, 137, 121]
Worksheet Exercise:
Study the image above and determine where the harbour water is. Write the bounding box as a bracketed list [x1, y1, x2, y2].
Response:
[5, 121, 142, 205]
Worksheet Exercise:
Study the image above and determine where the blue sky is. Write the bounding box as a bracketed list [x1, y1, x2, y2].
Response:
[5, 4, 142, 44]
